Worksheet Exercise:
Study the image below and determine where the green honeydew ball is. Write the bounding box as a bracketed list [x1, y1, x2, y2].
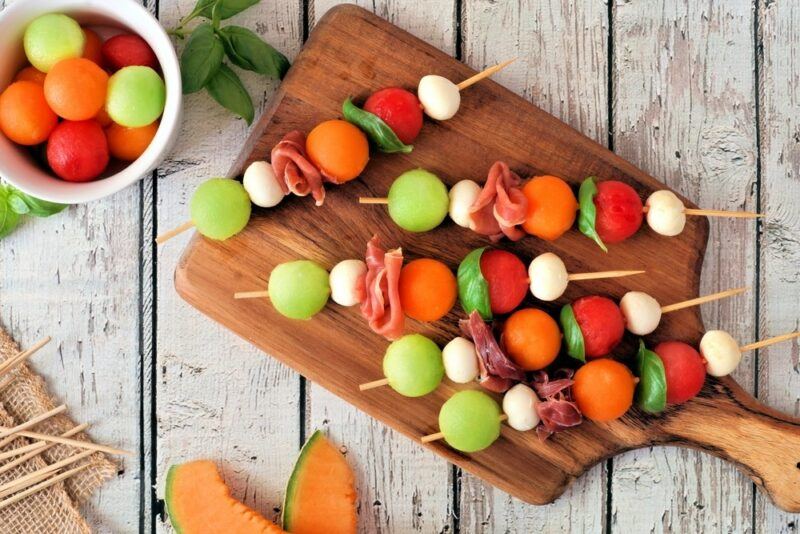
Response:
[24, 14, 85, 72]
[190, 178, 251, 240]
[268, 261, 331, 320]
[387, 169, 449, 232]
[439, 390, 501, 452]
[383, 334, 444, 397]
[106, 66, 166, 127]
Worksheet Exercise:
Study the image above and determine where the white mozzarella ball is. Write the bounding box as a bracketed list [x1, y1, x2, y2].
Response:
[620, 291, 662, 335]
[442, 337, 479, 384]
[528, 253, 569, 302]
[700, 330, 741, 377]
[502, 383, 541, 432]
[646, 190, 686, 236]
[243, 161, 285, 208]
[329, 259, 367, 307]
[418, 75, 461, 120]
[448, 180, 481, 229]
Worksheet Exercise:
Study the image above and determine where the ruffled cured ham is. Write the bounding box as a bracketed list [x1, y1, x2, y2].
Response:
[359, 236, 405, 340]
[271, 131, 326, 206]
[469, 161, 528, 241]
[532, 369, 583, 440]
[460, 311, 525, 392]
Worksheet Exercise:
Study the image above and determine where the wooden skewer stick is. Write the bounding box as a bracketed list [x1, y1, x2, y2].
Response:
[0, 336, 51, 378]
[660, 286, 748, 314]
[0, 405, 66, 442]
[457, 58, 517, 91]
[234, 290, 269, 300]
[0, 423, 89, 478]
[422, 414, 509, 444]
[358, 197, 389, 205]
[359, 378, 389, 391]
[0, 449, 94, 498]
[739, 332, 800, 353]
[0, 442, 47, 463]
[567, 270, 645, 282]
[0, 462, 92, 511]
[155, 220, 195, 245]
[0, 429, 131, 456]
[642, 206, 763, 218]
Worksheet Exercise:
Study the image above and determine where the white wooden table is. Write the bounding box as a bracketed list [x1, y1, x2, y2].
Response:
[1, 0, 798, 532]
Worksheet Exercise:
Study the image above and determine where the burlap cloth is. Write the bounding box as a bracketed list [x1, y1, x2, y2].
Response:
[0, 327, 117, 533]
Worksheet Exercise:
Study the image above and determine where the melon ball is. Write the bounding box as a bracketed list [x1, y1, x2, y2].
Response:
[190, 178, 251, 240]
[24, 14, 85, 72]
[438, 390, 501, 452]
[268, 260, 331, 320]
[106, 66, 166, 127]
[387, 169, 449, 232]
[383, 334, 444, 397]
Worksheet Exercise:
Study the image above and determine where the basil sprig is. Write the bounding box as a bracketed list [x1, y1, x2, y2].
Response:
[171, 0, 290, 124]
[0, 184, 67, 239]
[342, 98, 413, 154]
[635, 340, 667, 414]
[577, 177, 607, 252]
[559, 304, 586, 363]
[457, 247, 492, 320]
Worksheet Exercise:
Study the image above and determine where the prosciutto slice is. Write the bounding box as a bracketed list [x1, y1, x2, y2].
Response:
[358, 236, 404, 340]
[531, 369, 583, 440]
[271, 131, 326, 206]
[469, 161, 528, 241]
[460, 311, 525, 392]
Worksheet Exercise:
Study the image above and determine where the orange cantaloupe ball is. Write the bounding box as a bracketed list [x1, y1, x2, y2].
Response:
[399, 258, 457, 322]
[573, 359, 636, 422]
[521, 175, 578, 241]
[106, 121, 158, 161]
[502, 308, 561, 371]
[305, 119, 369, 183]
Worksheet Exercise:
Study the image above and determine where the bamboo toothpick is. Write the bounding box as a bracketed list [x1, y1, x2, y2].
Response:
[359, 378, 389, 391]
[358, 197, 389, 205]
[234, 290, 269, 300]
[0, 442, 47, 463]
[0, 449, 94, 498]
[0, 405, 66, 442]
[457, 58, 517, 91]
[421, 414, 509, 444]
[643, 206, 763, 218]
[0, 423, 89, 477]
[0, 429, 131, 456]
[660, 287, 748, 314]
[740, 332, 800, 353]
[0, 462, 92, 511]
[0, 336, 51, 379]
[567, 270, 645, 282]
[155, 220, 195, 244]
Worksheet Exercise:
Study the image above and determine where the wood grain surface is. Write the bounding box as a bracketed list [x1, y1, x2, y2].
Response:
[174, 5, 800, 512]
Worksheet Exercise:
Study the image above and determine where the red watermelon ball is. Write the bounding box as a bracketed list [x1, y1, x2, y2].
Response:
[47, 120, 109, 182]
[101, 34, 157, 71]
[363, 87, 424, 144]
[479, 249, 528, 315]
[571, 295, 625, 358]
[653, 341, 706, 404]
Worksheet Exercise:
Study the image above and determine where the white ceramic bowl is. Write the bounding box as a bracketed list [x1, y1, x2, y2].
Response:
[0, 0, 182, 204]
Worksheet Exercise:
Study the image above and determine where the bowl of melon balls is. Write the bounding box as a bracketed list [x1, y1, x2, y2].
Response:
[0, 0, 181, 203]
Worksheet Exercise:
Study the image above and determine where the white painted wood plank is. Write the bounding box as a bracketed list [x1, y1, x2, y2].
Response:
[755, 0, 800, 530]
[611, 1, 757, 531]
[459, 1, 609, 532]
[307, 2, 457, 532]
[154, 1, 304, 531]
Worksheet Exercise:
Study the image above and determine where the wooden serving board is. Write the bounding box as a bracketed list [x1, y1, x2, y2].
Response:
[175, 5, 800, 512]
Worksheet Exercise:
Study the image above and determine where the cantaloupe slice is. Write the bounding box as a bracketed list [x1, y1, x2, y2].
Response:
[166, 460, 286, 534]
[282, 431, 357, 534]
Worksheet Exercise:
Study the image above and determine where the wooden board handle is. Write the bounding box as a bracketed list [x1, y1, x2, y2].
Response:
[657, 377, 800, 512]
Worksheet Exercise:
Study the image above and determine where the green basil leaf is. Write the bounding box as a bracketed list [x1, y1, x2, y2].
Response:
[180, 23, 224, 94]
[0, 196, 21, 239]
[4, 185, 66, 217]
[199, 0, 260, 20]
[457, 247, 492, 320]
[205, 63, 254, 124]
[342, 98, 412, 154]
[577, 177, 607, 252]
[635, 339, 667, 414]
[218, 26, 290, 79]
[559, 304, 585, 363]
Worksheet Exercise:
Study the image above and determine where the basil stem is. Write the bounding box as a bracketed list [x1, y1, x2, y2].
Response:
[342, 98, 413, 154]
[577, 177, 607, 252]
[559, 304, 586, 363]
[457, 247, 492, 320]
[635, 339, 667, 414]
